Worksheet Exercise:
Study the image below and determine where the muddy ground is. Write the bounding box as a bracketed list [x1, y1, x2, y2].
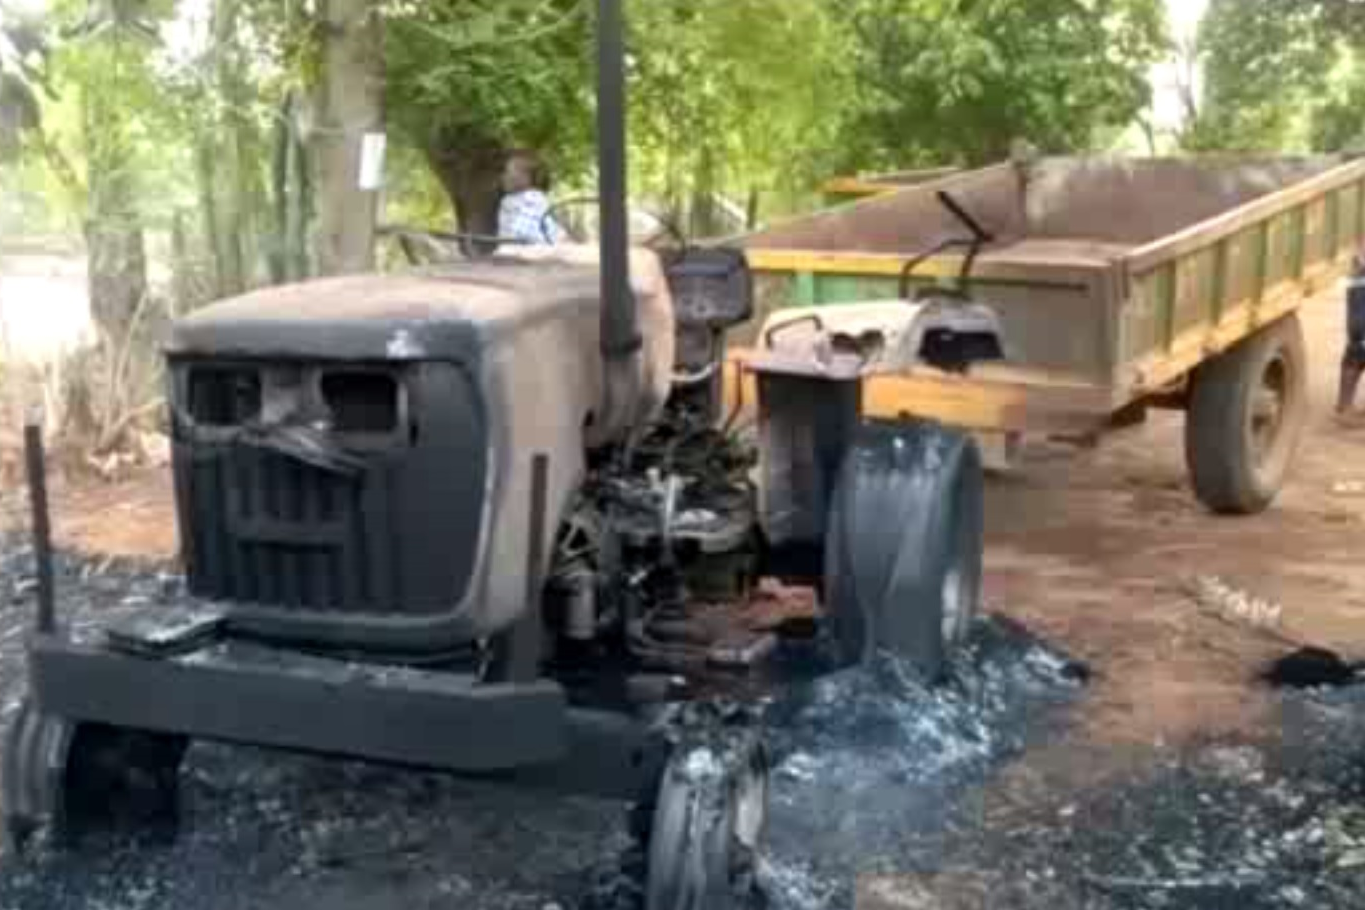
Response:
[3, 293, 1365, 908]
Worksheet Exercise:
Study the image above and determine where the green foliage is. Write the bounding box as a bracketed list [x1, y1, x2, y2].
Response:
[43, 0, 172, 221]
[1311, 52, 1365, 153]
[1183, 0, 1333, 153]
[384, 0, 595, 179]
[31, 0, 1357, 276]
[0, 11, 45, 157]
[383, 0, 852, 228]
[1280, 0, 1365, 43]
[840, 0, 1169, 169]
[626, 0, 851, 222]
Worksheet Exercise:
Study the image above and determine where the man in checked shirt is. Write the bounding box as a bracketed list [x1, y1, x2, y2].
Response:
[1340, 251, 1365, 417]
[497, 150, 565, 246]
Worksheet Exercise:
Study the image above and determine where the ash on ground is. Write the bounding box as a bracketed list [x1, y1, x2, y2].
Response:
[7, 538, 1365, 910]
[0, 538, 1086, 910]
[900, 686, 1365, 910]
[754, 617, 1086, 910]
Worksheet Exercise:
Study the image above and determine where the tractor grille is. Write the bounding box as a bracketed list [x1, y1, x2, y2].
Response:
[185, 449, 412, 613]
[172, 359, 488, 621]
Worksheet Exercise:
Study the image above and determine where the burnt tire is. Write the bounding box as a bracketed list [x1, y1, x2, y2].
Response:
[824, 419, 983, 683]
[1, 700, 187, 854]
[1185, 315, 1308, 516]
[645, 736, 769, 910]
[62, 724, 189, 841]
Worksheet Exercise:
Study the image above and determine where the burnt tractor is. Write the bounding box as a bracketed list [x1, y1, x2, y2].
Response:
[2, 3, 1004, 907]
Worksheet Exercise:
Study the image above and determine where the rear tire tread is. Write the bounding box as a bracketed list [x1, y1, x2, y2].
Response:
[1185, 315, 1307, 515]
[823, 419, 984, 682]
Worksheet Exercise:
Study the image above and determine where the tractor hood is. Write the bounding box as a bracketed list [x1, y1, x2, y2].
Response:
[168, 260, 605, 364]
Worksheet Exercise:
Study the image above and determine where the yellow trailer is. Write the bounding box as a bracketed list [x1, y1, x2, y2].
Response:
[724, 155, 1365, 514]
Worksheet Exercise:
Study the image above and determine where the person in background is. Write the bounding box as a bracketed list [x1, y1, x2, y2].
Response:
[497, 150, 564, 246]
[1339, 249, 1365, 416]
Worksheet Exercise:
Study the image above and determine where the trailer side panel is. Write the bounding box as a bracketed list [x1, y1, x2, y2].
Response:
[1119, 161, 1365, 399]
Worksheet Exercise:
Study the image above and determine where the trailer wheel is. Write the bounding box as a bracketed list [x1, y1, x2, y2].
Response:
[1185, 315, 1308, 515]
[645, 735, 769, 910]
[823, 419, 984, 682]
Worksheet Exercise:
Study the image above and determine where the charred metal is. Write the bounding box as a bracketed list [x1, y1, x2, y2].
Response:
[4, 3, 998, 908]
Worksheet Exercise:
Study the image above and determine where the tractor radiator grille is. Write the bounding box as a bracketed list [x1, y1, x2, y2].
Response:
[172, 359, 488, 622]
[185, 449, 416, 614]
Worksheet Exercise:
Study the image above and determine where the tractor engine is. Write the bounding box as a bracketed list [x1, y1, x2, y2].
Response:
[163, 247, 757, 671]
[539, 246, 766, 675]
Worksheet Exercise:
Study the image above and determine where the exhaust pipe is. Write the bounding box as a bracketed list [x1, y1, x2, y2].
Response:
[590, 0, 645, 442]
[596, 0, 641, 365]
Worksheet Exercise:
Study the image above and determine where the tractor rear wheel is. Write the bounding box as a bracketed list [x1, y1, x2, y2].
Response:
[823, 419, 984, 682]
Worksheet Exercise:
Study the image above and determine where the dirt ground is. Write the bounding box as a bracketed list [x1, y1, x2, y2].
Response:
[16, 289, 1365, 907]
[984, 293, 1365, 756]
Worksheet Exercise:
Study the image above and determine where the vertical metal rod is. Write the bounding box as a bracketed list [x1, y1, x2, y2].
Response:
[490, 454, 551, 684]
[596, 0, 641, 362]
[23, 421, 56, 636]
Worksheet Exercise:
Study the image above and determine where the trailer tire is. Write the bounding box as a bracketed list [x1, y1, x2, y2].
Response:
[824, 419, 983, 683]
[1185, 315, 1308, 515]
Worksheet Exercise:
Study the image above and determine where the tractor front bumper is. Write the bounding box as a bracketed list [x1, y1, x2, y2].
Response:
[25, 628, 662, 801]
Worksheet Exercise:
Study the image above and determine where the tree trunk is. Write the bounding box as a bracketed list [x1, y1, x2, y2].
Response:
[267, 2, 312, 285]
[289, 113, 314, 279]
[746, 186, 761, 231]
[195, 136, 229, 298]
[269, 104, 289, 286]
[276, 92, 313, 283]
[688, 148, 720, 238]
[424, 135, 506, 237]
[170, 211, 194, 316]
[84, 220, 147, 337]
[270, 94, 310, 285]
[311, 0, 384, 277]
[81, 37, 148, 343]
[213, 0, 248, 296]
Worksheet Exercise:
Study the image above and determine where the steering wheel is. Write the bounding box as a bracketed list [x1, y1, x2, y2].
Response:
[382, 226, 537, 265]
[541, 197, 687, 251]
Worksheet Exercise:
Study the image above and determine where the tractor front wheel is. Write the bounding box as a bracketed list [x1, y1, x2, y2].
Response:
[644, 733, 769, 910]
[2, 699, 187, 853]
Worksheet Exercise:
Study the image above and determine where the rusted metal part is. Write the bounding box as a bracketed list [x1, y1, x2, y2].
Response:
[758, 297, 1010, 377]
[707, 634, 779, 670]
[23, 420, 55, 637]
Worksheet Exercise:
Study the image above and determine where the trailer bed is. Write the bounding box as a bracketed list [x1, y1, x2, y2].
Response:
[726, 155, 1365, 510]
[732, 155, 1364, 427]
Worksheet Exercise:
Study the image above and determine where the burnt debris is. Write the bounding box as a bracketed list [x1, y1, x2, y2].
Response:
[1264, 647, 1365, 690]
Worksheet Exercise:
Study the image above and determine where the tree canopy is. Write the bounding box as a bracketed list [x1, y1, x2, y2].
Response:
[0, 10, 45, 158]
[1181, 0, 1333, 152]
[839, 0, 1169, 168]
[385, 0, 594, 232]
